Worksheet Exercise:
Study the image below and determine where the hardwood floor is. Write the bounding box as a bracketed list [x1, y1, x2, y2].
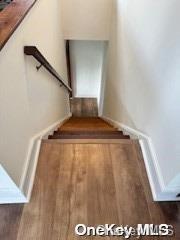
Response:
[0, 204, 23, 240]
[59, 117, 116, 131]
[0, 103, 179, 239]
[0, 140, 179, 239]
[70, 98, 98, 117]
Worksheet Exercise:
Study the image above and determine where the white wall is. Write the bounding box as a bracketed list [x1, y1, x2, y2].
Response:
[103, 0, 180, 190]
[61, 0, 113, 40]
[70, 41, 106, 105]
[0, 0, 70, 187]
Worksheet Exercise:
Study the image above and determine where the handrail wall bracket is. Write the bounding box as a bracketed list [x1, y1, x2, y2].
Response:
[36, 64, 42, 71]
[24, 46, 72, 94]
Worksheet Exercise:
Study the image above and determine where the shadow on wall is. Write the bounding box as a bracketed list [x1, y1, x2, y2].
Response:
[103, 0, 180, 190]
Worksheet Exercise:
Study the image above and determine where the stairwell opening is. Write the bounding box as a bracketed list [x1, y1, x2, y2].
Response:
[67, 40, 108, 115]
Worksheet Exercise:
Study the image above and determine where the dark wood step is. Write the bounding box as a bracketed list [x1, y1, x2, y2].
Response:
[49, 134, 130, 139]
[44, 139, 133, 144]
[53, 130, 123, 135]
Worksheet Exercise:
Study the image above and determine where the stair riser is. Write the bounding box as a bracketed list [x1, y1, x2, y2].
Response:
[53, 131, 123, 135]
[49, 135, 130, 139]
[49, 116, 130, 140]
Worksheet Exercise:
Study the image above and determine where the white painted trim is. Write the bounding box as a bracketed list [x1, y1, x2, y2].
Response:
[99, 43, 108, 116]
[0, 114, 71, 204]
[19, 114, 72, 202]
[0, 165, 27, 204]
[101, 115, 180, 202]
[23, 139, 41, 202]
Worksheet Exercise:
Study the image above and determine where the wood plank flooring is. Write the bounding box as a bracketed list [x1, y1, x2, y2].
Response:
[0, 204, 23, 240]
[70, 98, 98, 117]
[0, 140, 178, 239]
[60, 117, 115, 132]
[0, 113, 179, 239]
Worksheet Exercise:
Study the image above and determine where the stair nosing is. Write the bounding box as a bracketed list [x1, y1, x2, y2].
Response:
[43, 139, 133, 144]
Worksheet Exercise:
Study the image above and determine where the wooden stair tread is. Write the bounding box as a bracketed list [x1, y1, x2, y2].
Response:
[59, 117, 115, 131]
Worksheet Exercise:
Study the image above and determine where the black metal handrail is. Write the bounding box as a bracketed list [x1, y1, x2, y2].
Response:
[24, 46, 72, 94]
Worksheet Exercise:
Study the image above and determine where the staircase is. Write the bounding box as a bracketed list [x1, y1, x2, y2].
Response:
[18, 98, 170, 239]
[48, 98, 130, 140]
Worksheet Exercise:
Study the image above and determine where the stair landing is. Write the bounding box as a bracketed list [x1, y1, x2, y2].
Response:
[70, 98, 98, 117]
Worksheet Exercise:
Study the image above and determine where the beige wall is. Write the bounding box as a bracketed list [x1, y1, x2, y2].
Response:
[103, 0, 180, 189]
[0, 0, 70, 186]
[70, 41, 106, 105]
[61, 0, 113, 40]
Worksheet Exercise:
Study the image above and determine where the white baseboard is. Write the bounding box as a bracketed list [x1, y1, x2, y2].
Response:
[19, 114, 72, 202]
[102, 115, 180, 202]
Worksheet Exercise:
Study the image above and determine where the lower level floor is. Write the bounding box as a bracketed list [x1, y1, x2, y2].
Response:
[0, 139, 179, 239]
